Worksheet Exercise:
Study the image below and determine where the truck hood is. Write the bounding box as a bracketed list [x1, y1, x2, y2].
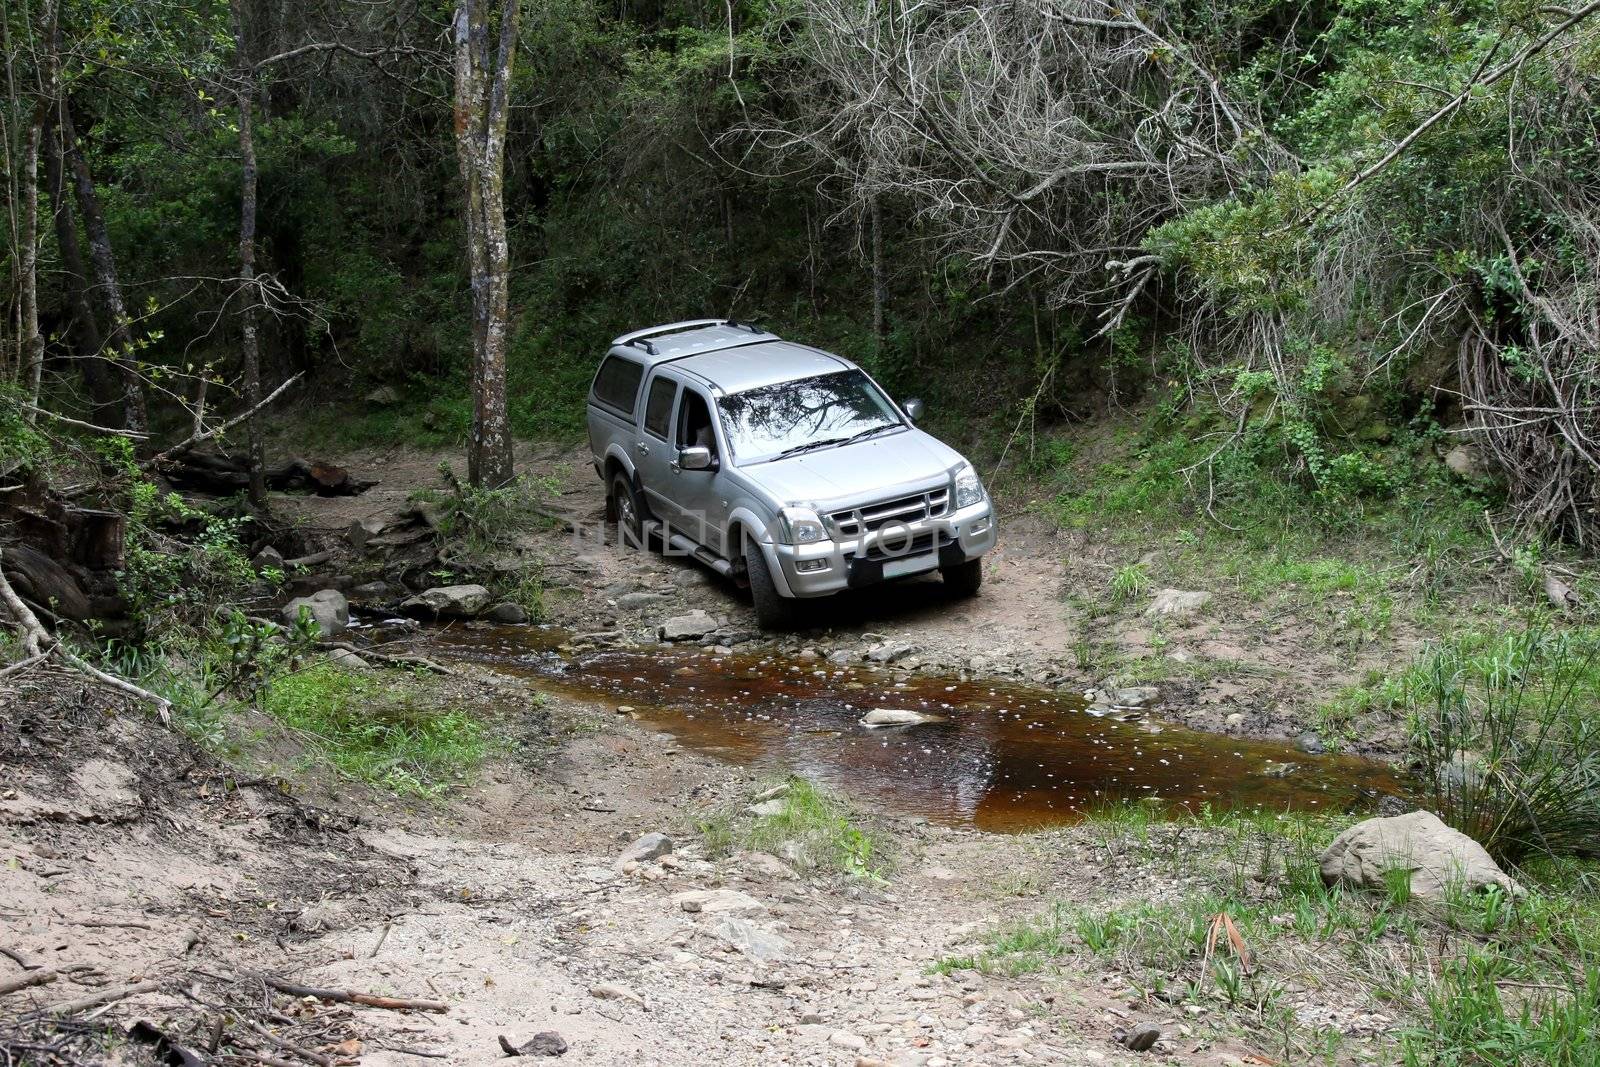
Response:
[740, 428, 967, 508]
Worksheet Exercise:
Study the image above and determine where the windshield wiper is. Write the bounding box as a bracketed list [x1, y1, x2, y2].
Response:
[840, 424, 900, 445]
[773, 437, 851, 460]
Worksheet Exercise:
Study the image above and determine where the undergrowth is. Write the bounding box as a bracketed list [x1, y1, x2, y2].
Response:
[700, 776, 889, 881]
[941, 803, 1600, 1066]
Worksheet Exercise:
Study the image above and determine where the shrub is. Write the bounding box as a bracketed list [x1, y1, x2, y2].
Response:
[1405, 628, 1600, 862]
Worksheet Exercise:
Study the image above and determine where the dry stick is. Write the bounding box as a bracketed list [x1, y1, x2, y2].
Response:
[146, 371, 304, 466]
[0, 947, 42, 970]
[251, 973, 448, 1013]
[0, 970, 57, 996]
[319, 641, 458, 676]
[21, 405, 149, 438]
[242, 1019, 333, 1067]
[282, 549, 335, 570]
[0, 651, 48, 678]
[31, 978, 166, 1016]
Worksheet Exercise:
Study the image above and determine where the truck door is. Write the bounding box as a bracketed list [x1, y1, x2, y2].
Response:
[636, 371, 681, 532]
[672, 385, 730, 557]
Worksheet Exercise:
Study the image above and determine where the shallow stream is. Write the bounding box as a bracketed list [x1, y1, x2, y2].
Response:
[429, 625, 1409, 832]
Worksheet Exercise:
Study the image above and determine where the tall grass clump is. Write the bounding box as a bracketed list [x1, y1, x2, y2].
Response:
[1405, 627, 1600, 862]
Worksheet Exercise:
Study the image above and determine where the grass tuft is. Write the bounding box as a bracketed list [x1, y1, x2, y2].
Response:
[699, 777, 889, 880]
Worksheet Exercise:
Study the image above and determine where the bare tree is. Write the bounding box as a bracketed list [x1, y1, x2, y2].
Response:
[453, 0, 518, 489]
[232, 0, 266, 506]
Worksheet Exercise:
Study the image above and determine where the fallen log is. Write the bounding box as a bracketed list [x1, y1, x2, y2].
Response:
[250, 973, 448, 1013]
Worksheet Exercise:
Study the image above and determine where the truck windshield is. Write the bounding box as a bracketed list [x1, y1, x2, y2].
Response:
[717, 369, 903, 464]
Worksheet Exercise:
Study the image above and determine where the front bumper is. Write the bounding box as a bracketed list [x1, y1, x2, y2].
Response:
[767, 498, 998, 598]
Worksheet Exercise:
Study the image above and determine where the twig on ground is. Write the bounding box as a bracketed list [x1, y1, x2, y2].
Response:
[29, 978, 166, 1016]
[0, 970, 58, 996]
[248, 973, 448, 1013]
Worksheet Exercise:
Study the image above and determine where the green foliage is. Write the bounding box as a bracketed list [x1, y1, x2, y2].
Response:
[259, 663, 489, 797]
[0, 384, 50, 475]
[118, 478, 258, 637]
[699, 777, 888, 880]
[1404, 627, 1600, 862]
[1109, 562, 1151, 606]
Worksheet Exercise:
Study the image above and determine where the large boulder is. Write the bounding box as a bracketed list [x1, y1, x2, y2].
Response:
[281, 589, 349, 637]
[1319, 810, 1524, 901]
[658, 610, 717, 642]
[401, 584, 492, 618]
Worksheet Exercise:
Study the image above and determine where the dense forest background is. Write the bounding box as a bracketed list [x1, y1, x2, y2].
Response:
[4, 0, 1600, 541]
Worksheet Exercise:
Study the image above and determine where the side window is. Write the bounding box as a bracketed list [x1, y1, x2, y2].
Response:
[643, 376, 677, 439]
[592, 355, 644, 416]
[677, 389, 716, 456]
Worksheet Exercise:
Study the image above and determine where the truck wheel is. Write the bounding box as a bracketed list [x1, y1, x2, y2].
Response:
[743, 538, 798, 630]
[941, 558, 983, 597]
[609, 471, 646, 547]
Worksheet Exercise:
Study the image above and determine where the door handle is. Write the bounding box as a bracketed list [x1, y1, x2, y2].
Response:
[635, 441, 650, 455]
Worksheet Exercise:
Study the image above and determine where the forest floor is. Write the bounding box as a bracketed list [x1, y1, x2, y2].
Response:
[2, 436, 1536, 1066]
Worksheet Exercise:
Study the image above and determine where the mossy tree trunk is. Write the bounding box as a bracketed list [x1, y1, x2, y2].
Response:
[452, 0, 518, 490]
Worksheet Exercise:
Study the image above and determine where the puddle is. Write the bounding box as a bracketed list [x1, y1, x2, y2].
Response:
[428, 625, 1411, 832]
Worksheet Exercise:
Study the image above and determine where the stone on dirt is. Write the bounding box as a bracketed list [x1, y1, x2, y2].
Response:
[658, 610, 718, 642]
[281, 589, 349, 637]
[711, 914, 789, 962]
[1147, 589, 1212, 617]
[829, 1032, 867, 1051]
[618, 832, 673, 865]
[327, 648, 371, 670]
[860, 708, 947, 728]
[401, 584, 493, 618]
[588, 982, 645, 1007]
[1098, 686, 1159, 709]
[497, 1031, 568, 1057]
[252, 545, 285, 573]
[485, 602, 529, 624]
[673, 888, 765, 915]
[1120, 1022, 1162, 1052]
[617, 591, 670, 611]
[1319, 810, 1524, 900]
[746, 799, 788, 816]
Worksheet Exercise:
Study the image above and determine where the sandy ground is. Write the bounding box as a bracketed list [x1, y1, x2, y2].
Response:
[0, 660, 1268, 1066]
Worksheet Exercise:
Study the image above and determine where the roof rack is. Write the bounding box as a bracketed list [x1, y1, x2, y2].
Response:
[724, 319, 764, 334]
[625, 337, 658, 355]
[612, 319, 729, 347]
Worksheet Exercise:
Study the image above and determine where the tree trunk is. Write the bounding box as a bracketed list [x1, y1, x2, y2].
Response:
[40, 116, 116, 417]
[20, 121, 43, 419]
[453, 0, 517, 490]
[60, 102, 148, 435]
[233, 0, 266, 506]
[870, 193, 885, 354]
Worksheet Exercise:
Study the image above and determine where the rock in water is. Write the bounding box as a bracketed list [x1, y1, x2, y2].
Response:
[859, 708, 947, 728]
[485, 602, 529, 624]
[400, 584, 492, 618]
[618, 832, 673, 865]
[1147, 589, 1212, 617]
[1121, 1022, 1161, 1052]
[1319, 810, 1524, 900]
[658, 610, 717, 641]
[282, 589, 350, 637]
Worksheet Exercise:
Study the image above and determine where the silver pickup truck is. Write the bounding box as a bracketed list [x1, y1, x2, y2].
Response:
[586, 319, 997, 628]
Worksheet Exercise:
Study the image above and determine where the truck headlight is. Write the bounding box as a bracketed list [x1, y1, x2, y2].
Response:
[952, 465, 986, 509]
[780, 506, 827, 545]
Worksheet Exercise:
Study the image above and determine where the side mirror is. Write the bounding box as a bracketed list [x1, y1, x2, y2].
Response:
[678, 446, 713, 471]
[903, 397, 925, 422]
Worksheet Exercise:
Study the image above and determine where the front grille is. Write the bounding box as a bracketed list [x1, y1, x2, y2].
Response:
[862, 530, 947, 561]
[829, 488, 949, 539]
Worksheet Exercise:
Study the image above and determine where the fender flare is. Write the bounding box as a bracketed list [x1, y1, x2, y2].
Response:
[726, 506, 793, 598]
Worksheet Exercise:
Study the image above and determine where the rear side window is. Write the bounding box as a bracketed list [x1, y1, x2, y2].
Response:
[643, 376, 677, 438]
[592, 355, 644, 416]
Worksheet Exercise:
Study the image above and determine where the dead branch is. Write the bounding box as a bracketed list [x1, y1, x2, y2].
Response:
[29, 978, 166, 1016]
[318, 641, 460, 676]
[146, 372, 304, 467]
[21, 406, 150, 439]
[0, 970, 58, 997]
[249, 972, 448, 1013]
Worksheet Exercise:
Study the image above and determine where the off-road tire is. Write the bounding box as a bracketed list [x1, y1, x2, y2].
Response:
[609, 471, 646, 547]
[743, 538, 799, 630]
[941, 558, 983, 597]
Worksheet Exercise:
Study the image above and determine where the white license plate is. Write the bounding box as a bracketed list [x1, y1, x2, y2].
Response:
[883, 552, 938, 579]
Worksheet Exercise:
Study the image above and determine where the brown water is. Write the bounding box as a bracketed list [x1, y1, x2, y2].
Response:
[428, 625, 1410, 832]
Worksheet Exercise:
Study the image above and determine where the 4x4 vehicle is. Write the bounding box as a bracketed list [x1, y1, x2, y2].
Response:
[586, 319, 997, 628]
